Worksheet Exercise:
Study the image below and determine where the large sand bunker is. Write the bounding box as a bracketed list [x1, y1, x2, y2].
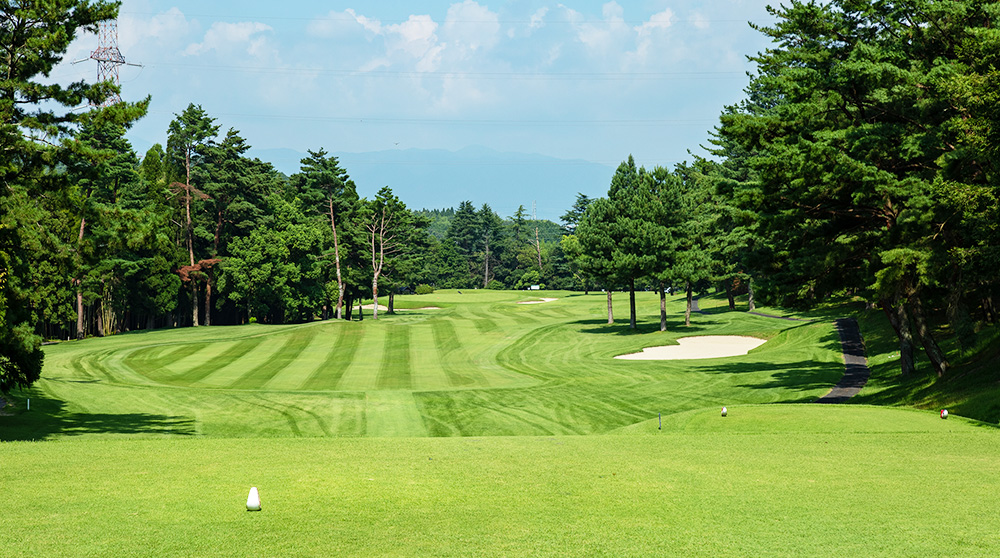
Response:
[615, 336, 767, 360]
[517, 298, 558, 305]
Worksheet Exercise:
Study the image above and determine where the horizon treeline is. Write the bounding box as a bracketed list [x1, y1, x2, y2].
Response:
[15, 101, 591, 338]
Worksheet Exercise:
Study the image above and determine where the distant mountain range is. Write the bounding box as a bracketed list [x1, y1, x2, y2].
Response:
[249, 145, 615, 222]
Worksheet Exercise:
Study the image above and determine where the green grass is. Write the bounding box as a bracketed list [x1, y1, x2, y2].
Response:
[849, 306, 1000, 423]
[2, 406, 998, 557]
[4, 290, 1000, 556]
[4, 290, 846, 440]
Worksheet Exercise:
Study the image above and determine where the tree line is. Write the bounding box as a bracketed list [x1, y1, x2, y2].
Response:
[0, 2, 586, 392]
[4, 0, 999, 392]
[571, 0, 1000, 379]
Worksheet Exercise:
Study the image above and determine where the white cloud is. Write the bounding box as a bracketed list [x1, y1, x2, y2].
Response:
[691, 12, 711, 30]
[442, 1, 501, 57]
[384, 15, 440, 62]
[307, 9, 379, 38]
[632, 9, 676, 63]
[564, 1, 630, 58]
[636, 9, 675, 38]
[184, 22, 274, 57]
[530, 7, 549, 30]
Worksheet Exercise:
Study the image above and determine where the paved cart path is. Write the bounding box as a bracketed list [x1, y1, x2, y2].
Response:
[691, 299, 870, 402]
[815, 318, 871, 403]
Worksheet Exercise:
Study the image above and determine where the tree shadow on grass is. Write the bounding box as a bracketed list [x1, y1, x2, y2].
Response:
[576, 318, 720, 336]
[691, 359, 846, 402]
[0, 394, 195, 442]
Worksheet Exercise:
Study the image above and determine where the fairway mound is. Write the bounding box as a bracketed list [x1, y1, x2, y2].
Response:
[615, 336, 766, 360]
[517, 297, 558, 304]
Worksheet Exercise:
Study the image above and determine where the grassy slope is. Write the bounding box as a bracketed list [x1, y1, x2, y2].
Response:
[4, 290, 845, 440]
[1, 407, 998, 557]
[849, 306, 1000, 423]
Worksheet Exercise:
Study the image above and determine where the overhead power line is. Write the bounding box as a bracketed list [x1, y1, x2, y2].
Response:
[142, 62, 749, 81]
[146, 110, 716, 127]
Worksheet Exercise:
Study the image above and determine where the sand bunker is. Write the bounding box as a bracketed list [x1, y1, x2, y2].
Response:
[517, 298, 558, 305]
[397, 306, 442, 311]
[615, 336, 767, 360]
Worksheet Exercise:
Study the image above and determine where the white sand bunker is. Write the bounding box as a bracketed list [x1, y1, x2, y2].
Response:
[615, 336, 767, 360]
[517, 298, 558, 305]
[397, 306, 442, 311]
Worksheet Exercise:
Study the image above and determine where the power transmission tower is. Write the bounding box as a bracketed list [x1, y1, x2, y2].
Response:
[78, 19, 140, 106]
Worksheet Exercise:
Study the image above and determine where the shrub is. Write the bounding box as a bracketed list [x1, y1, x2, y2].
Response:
[486, 280, 504, 290]
[415, 284, 435, 295]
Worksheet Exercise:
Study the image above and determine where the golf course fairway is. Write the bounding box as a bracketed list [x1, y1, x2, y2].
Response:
[2, 290, 998, 556]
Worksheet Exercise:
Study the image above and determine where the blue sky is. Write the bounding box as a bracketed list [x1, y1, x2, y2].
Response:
[52, 0, 776, 212]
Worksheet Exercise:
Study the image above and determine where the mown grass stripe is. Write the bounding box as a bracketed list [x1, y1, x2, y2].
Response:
[237, 328, 319, 390]
[376, 325, 412, 390]
[335, 324, 382, 392]
[430, 320, 486, 388]
[328, 392, 367, 435]
[172, 338, 265, 386]
[193, 336, 290, 389]
[127, 344, 210, 382]
[364, 390, 427, 436]
[263, 327, 334, 391]
[301, 324, 363, 391]
[406, 321, 448, 391]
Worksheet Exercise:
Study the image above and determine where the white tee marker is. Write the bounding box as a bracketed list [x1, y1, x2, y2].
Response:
[247, 487, 261, 511]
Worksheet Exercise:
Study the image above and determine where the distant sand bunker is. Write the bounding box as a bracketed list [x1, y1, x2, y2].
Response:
[517, 298, 558, 305]
[615, 336, 767, 360]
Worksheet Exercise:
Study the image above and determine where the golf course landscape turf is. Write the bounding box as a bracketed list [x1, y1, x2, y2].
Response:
[3, 290, 999, 556]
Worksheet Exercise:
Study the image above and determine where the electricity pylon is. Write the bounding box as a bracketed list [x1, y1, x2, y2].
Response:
[76, 19, 141, 106]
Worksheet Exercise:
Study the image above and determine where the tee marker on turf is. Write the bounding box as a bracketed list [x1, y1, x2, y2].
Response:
[247, 487, 261, 511]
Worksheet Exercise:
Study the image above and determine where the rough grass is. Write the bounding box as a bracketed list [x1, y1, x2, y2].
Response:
[850, 307, 1000, 423]
[1, 407, 998, 557]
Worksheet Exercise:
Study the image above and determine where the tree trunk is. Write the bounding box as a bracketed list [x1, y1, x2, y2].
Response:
[329, 199, 344, 320]
[534, 227, 543, 272]
[186, 149, 199, 327]
[606, 289, 613, 325]
[983, 295, 996, 324]
[372, 274, 380, 320]
[747, 279, 756, 312]
[726, 278, 735, 310]
[483, 238, 490, 288]
[146, 314, 155, 331]
[204, 278, 212, 327]
[75, 215, 87, 339]
[357, 299, 364, 321]
[388, 291, 395, 314]
[880, 298, 916, 376]
[685, 281, 693, 327]
[629, 277, 636, 330]
[76, 288, 85, 340]
[96, 302, 105, 337]
[659, 281, 667, 332]
[345, 296, 354, 321]
[908, 295, 949, 378]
